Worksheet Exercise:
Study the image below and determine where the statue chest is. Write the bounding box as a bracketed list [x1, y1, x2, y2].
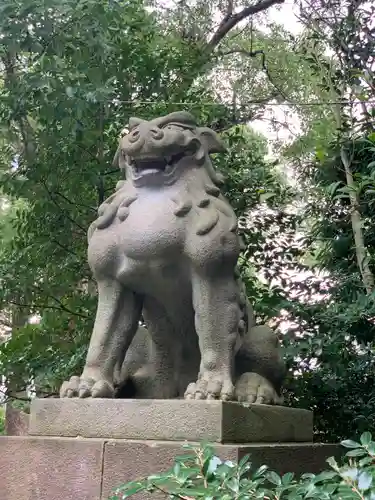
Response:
[119, 197, 185, 255]
[88, 192, 186, 277]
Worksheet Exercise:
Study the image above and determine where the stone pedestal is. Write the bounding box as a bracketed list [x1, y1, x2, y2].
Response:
[28, 398, 313, 443]
[0, 399, 342, 500]
[5, 404, 29, 436]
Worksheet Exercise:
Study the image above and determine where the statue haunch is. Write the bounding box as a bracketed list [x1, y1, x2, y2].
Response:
[60, 111, 285, 403]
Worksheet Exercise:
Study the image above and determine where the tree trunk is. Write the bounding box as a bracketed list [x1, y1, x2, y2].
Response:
[5, 301, 30, 401]
[341, 146, 374, 294]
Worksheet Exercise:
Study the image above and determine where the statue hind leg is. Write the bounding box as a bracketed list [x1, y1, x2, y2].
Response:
[113, 324, 152, 398]
[234, 324, 285, 405]
[115, 297, 194, 399]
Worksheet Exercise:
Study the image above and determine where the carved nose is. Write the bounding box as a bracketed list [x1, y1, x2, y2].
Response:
[128, 128, 140, 143]
[150, 127, 164, 140]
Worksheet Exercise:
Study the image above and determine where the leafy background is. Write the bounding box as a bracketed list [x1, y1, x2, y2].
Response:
[0, 0, 374, 444]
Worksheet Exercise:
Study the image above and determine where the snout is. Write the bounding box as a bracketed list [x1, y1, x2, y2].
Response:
[127, 124, 164, 146]
[121, 122, 193, 161]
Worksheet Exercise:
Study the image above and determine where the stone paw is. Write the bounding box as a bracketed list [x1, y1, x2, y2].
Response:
[59, 375, 115, 398]
[184, 372, 235, 401]
[235, 372, 283, 405]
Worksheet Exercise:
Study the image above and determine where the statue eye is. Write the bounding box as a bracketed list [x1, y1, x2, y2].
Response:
[163, 124, 186, 131]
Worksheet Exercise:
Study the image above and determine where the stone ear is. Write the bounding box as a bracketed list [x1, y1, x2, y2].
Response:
[113, 124, 131, 168]
[197, 127, 226, 154]
[112, 143, 127, 170]
[112, 146, 120, 168]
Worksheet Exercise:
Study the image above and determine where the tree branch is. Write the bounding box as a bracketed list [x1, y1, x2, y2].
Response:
[7, 300, 89, 319]
[40, 180, 86, 233]
[50, 238, 81, 257]
[213, 106, 272, 132]
[0, 388, 31, 403]
[207, 0, 285, 50]
[226, 0, 234, 18]
[53, 191, 96, 213]
[221, 49, 289, 100]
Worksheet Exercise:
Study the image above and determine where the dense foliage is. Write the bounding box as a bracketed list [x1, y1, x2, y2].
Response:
[111, 436, 375, 499]
[283, 134, 375, 441]
[0, 0, 295, 398]
[276, 0, 375, 442]
[0, 0, 374, 445]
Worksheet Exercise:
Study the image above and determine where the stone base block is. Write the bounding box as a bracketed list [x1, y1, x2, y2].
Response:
[5, 404, 29, 436]
[29, 398, 313, 443]
[101, 440, 341, 500]
[0, 436, 342, 500]
[0, 436, 103, 500]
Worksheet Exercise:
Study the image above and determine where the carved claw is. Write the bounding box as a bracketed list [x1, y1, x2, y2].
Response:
[184, 372, 235, 401]
[235, 372, 283, 405]
[60, 375, 115, 398]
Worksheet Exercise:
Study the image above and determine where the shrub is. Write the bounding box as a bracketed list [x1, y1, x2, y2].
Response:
[110, 433, 375, 499]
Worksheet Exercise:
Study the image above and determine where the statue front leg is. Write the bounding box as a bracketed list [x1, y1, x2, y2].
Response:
[60, 278, 142, 398]
[185, 270, 239, 401]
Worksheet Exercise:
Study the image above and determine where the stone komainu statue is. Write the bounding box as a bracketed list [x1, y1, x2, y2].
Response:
[60, 111, 285, 403]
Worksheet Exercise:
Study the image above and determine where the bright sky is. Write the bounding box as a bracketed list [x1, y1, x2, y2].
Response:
[269, 1, 303, 35]
[251, 1, 303, 149]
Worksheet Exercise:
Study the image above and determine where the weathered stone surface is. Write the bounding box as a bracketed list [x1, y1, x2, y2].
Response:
[5, 404, 29, 436]
[102, 440, 343, 500]
[0, 436, 103, 500]
[0, 435, 343, 500]
[60, 111, 286, 404]
[103, 440, 239, 500]
[29, 398, 313, 443]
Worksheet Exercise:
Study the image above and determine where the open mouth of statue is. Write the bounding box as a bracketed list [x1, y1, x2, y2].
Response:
[129, 151, 186, 177]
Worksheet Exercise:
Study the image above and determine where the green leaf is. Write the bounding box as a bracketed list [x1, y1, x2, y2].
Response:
[316, 149, 326, 161]
[360, 432, 372, 446]
[341, 440, 361, 449]
[358, 471, 372, 490]
[111, 481, 146, 498]
[345, 448, 367, 457]
[259, 192, 276, 202]
[314, 470, 338, 482]
[253, 465, 269, 478]
[326, 457, 338, 469]
[238, 454, 251, 469]
[340, 467, 358, 481]
[266, 471, 282, 486]
[173, 461, 181, 476]
[281, 471, 295, 485]
[174, 454, 196, 463]
[65, 86, 75, 98]
[367, 442, 375, 456]
[327, 181, 343, 197]
[203, 456, 222, 477]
